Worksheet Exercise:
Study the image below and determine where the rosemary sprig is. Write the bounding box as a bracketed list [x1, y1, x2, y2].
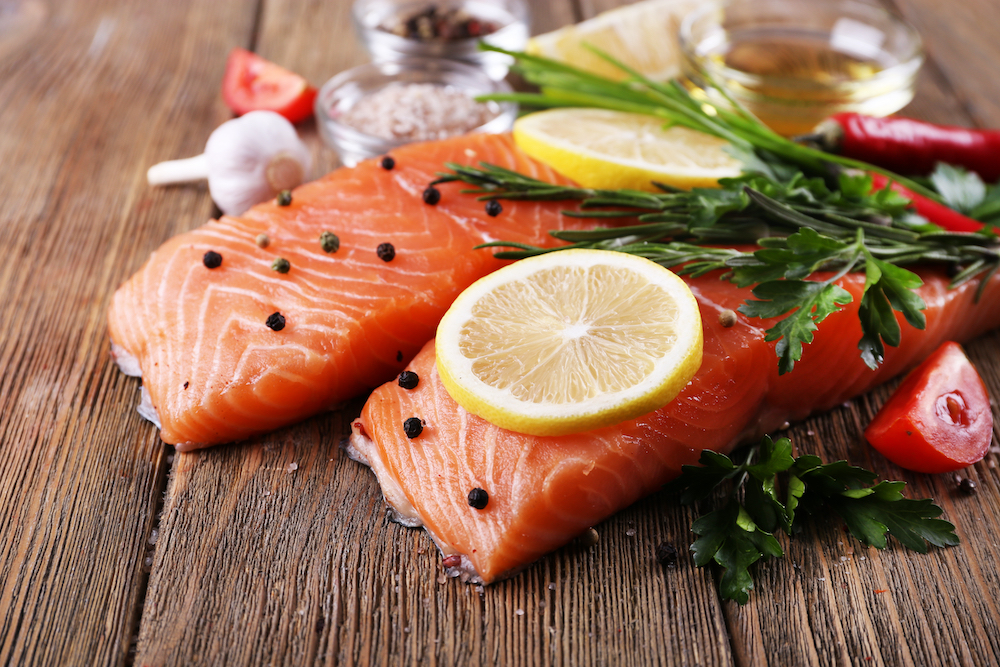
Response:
[440, 162, 1000, 374]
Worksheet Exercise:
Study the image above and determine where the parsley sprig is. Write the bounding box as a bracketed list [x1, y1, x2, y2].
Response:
[666, 437, 959, 604]
[438, 164, 1000, 374]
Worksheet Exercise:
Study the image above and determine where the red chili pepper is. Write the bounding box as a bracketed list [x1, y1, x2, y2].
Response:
[869, 173, 983, 233]
[814, 113, 1000, 182]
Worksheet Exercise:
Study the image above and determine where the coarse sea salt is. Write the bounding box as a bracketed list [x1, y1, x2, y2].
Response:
[339, 82, 498, 142]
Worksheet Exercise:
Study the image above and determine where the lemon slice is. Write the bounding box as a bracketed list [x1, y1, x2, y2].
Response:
[513, 108, 743, 191]
[527, 0, 700, 81]
[435, 249, 703, 436]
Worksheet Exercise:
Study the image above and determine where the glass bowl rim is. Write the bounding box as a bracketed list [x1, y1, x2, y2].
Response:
[678, 0, 925, 92]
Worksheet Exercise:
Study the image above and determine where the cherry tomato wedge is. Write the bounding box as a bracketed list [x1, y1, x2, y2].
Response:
[865, 342, 993, 473]
[221, 48, 317, 124]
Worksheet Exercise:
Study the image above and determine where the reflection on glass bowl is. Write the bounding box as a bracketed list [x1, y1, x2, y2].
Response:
[680, 0, 924, 136]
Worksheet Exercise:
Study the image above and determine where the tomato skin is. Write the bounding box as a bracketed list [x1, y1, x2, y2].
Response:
[865, 342, 993, 473]
[221, 48, 317, 124]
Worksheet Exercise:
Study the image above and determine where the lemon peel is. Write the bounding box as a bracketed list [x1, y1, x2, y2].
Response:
[513, 108, 742, 191]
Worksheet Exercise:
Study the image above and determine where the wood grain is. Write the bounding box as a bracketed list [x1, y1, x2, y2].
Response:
[4, 0, 1000, 665]
[889, 0, 1000, 128]
[0, 0, 254, 664]
[133, 1, 731, 665]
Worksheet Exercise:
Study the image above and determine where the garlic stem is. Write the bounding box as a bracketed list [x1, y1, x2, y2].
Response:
[147, 154, 210, 186]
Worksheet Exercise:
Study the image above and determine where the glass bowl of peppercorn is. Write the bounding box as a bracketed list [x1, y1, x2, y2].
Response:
[352, 0, 530, 80]
[316, 56, 517, 166]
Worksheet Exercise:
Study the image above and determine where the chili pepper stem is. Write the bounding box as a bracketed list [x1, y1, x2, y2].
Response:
[147, 154, 209, 185]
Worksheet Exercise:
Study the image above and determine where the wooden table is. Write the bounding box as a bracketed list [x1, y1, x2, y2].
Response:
[3, 0, 1000, 665]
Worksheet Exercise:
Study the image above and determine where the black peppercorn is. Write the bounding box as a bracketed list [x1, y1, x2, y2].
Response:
[959, 477, 978, 494]
[380, 156, 395, 170]
[422, 185, 441, 205]
[203, 250, 222, 269]
[277, 190, 292, 206]
[485, 199, 502, 217]
[271, 257, 291, 273]
[467, 487, 489, 509]
[396, 350, 403, 362]
[266, 312, 286, 331]
[654, 542, 678, 567]
[398, 370, 419, 390]
[403, 417, 423, 439]
[320, 231, 340, 253]
[377, 243, 396, 262]
[183, 381, 189, 390]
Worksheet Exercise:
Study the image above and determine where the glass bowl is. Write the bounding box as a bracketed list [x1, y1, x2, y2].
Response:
[315, 57, 517, 166]
[352, 0, 530, 80]
[679, 0, 924, 137]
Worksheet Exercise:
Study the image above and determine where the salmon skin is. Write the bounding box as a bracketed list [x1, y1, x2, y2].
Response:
[108, 134, 587, 450]
[348, 268, 1000, 584]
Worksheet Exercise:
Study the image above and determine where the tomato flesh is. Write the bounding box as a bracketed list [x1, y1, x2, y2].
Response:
[865, 342, 993, 473]
[222, 48, 317, 124]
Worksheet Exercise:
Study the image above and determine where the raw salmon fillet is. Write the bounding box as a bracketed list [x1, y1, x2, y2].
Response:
[349, 268, 1000, 583]
[108, 134, 588, 450]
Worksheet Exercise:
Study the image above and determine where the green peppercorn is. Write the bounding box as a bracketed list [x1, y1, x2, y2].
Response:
[320, 231, 340, 253]
[271, 257, 291, 273]
[277, 190, 292, 206]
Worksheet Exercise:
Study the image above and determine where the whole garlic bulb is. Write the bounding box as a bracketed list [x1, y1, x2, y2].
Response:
[147, 110, 312, 216]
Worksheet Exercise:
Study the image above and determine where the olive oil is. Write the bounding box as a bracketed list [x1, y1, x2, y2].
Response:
[686, 28, 919, 136]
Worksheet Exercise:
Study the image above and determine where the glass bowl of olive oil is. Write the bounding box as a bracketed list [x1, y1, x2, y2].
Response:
[680, 0, 924, 137]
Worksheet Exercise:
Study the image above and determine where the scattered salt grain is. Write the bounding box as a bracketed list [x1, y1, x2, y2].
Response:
[338, 82, 498, 142]
[625, 528, 636, 538]
[840, 556, 848, 562]
[547, 582, 556, 591]
[287, 462, 298, 473]
[148, 529, 158, 545]
[515, 608, 525, 616]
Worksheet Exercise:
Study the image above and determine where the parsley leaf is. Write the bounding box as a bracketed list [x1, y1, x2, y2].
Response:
[670, 437, 959, 604]
[857, 251, 926, 369]
[691, 501, 783, 604]
[930, 162, 987, 213]
[740, 280, 854, 374]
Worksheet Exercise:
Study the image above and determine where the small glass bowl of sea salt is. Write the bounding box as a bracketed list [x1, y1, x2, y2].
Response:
[315, 57, 516, 167]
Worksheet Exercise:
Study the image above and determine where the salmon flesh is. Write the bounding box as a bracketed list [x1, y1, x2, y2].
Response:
[349, 269, 1000, 583]
[108, 134, 585, 450]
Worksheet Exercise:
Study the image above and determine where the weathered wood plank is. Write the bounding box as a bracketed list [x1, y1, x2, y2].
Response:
[0, 0, 257, 664]
[132, 2, 732, 666]
[889, 0, 1000, 128]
